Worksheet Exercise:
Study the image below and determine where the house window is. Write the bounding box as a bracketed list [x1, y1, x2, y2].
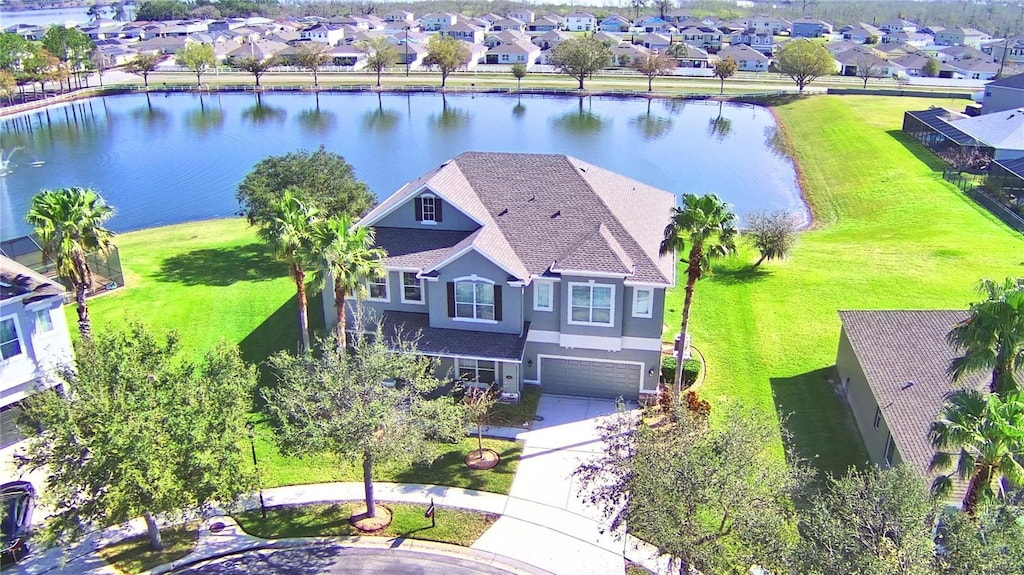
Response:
[873, 406, 881, 430]
[632, 288, 653, 318]
[367, 274, 389, 301]
[401, 272, 423, 303]
[416, 194, 441, 223]
[534, 281, 553, 312]
[884, 434, 896, 467]
[569, 282, 614, 326]
[35, 309, 54, 334]
[453, 280, 496, 321]
[457, 358, 496, 385]
[0, 317, 23, 360]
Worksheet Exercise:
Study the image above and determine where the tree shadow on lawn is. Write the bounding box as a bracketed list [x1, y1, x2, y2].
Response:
[709, 265, 772, 285]
[885, 130, 951, 173]
[769, 366, 871, 480]
[156, 243, 287, 286]
[239, 288, 327, 410]
[392, 445, 521, 493]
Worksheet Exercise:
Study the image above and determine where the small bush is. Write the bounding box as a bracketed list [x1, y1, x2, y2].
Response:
[682, 359, 701, 386]
[684, 391, 712, 420]
[660, 356, 678, 383]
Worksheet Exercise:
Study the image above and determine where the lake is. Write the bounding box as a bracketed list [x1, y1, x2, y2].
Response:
[0, 91, 806, 240]
[0, 5, 137, 28]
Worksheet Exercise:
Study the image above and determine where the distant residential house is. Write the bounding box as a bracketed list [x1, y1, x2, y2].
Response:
[950, 58, 1001, 80]
[491, 18, 526, 33]
[565, 12, 596, 33]
[792, 18, 833, 38]
[465, 17, 493, 32]
[593, 32, 623, 46]
[486, 39, 540, 66]
[835, 48, 903, 79]
[486, 30, 531, 49]
[638, 17, 675, 34]
[421, 13, 457, 32]
[4, 23, 45, 41]
[841, 22, 883, 44]
[328, 44, 368, 68]
[879, 19, 918, 33]
[678, 26, 723, 52]
[444, 22, 484, 44]
[733, 28, 774, 56]
[463, 42, 489, 69]
[611, 43, 651, 67]
[599, 14, 631, 33]
[396, 41, 428, 69]
[891, 53, 931, 76]
[636, 33, 672, 52]
[134, 36, 187, 54]
[225, 40, 289, 64]
[826, 40, 865, 57]
[328, 152, 675, 402]
[835, 310, 992, 505]
[745, 15, 791, 36]
[875, 42, 920, 58]
[983, 72, 1024, 114]
[716, 43, 770, 71]
[533, 30, 573, 51]
[0, 256, 75, 409]
[528, 17, 561, 33]
[936, 44, 989, 62]
[882, 31, 932, 47]
[670, 44, 711, 68]
[331, 15, 381, 31]
[508, 9, 535, 24]
[986, 34, 1024, 65]
[935, 27, 991, 48]
[300, 23, 344, 46]
[904, 107, 1024, 161]
[384, 10, 415, 23]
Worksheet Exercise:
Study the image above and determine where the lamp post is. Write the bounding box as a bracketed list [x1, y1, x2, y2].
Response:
[247, 422, 267, 519]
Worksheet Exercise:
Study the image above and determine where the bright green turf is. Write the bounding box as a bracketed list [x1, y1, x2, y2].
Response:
[666, 95, 1024, 475]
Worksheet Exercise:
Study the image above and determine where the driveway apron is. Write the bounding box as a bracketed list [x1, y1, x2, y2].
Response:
[473, 395, 626, 575]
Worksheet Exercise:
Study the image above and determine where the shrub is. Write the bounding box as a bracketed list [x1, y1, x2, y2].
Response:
[684, 390, 712, 420]
[682, 359, 701, 386]
[660, 356, 677, 383]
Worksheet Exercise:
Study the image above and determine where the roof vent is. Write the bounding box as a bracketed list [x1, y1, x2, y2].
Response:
[498, 208, 509, 216]
[901, 380, 915, 391]
[551, 210, 561, 218]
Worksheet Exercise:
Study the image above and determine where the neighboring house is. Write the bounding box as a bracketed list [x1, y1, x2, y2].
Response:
[384, 10, 415, 23]
[485, 30, 530, 49]
[225, 40, 288, 64]
[395, 41, 428, 69]
[841, 22, 883, 44]
[733, 28, 774, 56]
[508, 9, 535, 24]
[745, 15, 791, 36]
[835, 48, 903, 78]
[611, 43, 652, 67]
[985, 34, 1024, 65]
[299, 23, 344, 46]
[638, 17, 675, 34]
[670, 44, 712, 68]
[678, 26, 723, 52]
[528, 17, 561, 33]
[421, 13, 457, 32]
[533, 30, 573, 51]
[444, 22, 484, 44]
[935, 27, 991, 48]
[636, 33, 672, 52]
[565, 12, 596, 32]
[983, 72, 1024, 114]
[327, 44, 368, 68]
[716, 43, 771, 71]
[599, 14, 632, 33]
[326, 152, 676, 401]
[491, 18, 526, 33]
[792, 18, 833, 38]
[594, 32, 623, 46]
[486, 39, 541, 66]
[835, 310, 991, 505]
[0, 256, 74, 409]
[882, 31, 932, 48]
[903, 107, 1024, 162]
[949, 58, 1001, 80]
[879, 19, 918, 33]
[892, 53, 931, 76]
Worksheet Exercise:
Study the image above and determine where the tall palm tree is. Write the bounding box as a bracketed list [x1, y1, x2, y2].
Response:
[311, 215, 386, 351]
[257, 190, 320, 352]
[929, 390, 1024, 515]
[26, 187, 115, 339]
[659, 194, 737, 391]
[947, 277, 1024, 398]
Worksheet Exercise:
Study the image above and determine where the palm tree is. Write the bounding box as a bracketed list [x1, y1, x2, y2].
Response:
[311, 215, 386, 351]
[947, 278, 1024, 398]
[26, 187, 115, 340]
[659, 194, 737, 390]
[257, 190, 320, 352]
[929, 390, 1024, 515]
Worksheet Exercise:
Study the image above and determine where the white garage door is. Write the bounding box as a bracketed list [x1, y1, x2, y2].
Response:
[540, 357, 641, 400]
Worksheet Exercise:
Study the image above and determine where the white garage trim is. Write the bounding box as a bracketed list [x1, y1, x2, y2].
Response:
[537, 354, 645, 396]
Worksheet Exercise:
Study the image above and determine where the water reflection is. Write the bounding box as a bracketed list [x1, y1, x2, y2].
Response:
[430, 94, 470, 131]
[361, 93, 400, 132]
[630, 99, 673, 141]
[185, 95, 225, 134]
[552, 97, 604, 135]
[242, 94, 286, 125]
[512, 97, 526, 117]
[707, 101, 733, 142]
[763, 126, 790, 159]
[130, 94, 170, 128]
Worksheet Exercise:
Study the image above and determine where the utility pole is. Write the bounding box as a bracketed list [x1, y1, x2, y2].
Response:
[405, 28, 410, 77]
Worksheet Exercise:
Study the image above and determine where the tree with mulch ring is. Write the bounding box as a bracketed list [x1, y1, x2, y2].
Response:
[350, 503, 393, 531]
[463, 386, 501, 470]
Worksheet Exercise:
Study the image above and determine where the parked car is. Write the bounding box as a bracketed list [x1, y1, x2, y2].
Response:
[0, 481, 36, 564]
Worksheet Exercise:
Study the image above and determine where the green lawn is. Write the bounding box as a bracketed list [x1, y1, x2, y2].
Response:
[670, 95, 1024, 476]
[98, 521, 200, 574]
[234, 502, 497, 546]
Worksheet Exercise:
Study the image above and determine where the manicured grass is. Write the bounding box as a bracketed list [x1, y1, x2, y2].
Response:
[254, 429, 522, 495]
[488, 384, 542, 428]
[98, 521, 200, 574]
[668, 95, 1024, 476]
[233, 502, 497, 546]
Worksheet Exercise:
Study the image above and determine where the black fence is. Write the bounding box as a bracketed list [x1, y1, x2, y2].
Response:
[943, 169, 1024, 233]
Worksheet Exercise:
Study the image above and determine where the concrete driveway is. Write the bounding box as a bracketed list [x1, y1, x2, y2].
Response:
[473, 395, 627, 575]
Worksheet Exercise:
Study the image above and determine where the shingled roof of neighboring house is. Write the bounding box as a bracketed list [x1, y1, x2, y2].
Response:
[362, 153, 676, 286]
[837, 310, 998, 488]
[0, 255, 65, 304]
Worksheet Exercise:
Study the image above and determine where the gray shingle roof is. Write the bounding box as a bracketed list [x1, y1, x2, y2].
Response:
[371, 228, 472, 269]
[378, 311, 529, 361]
[362, 152, 676, 285]
[0, 255, 65, 303]
[838, 310, 992, 488]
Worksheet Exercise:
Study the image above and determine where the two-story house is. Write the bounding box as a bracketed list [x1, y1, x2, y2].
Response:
[792, 19, 833, 38]
[421, 13, 458, 32]
[1, 256, 74, 409]
[486, 39, 541, 66]
[444, 22, 485, 44]
[508, 9, 535, 24]
[565, 12, 597, 33]
[935, 27, 991, 49]
[299, 23, 344, 46]
[325, 153, 675, 401]
[733, 28, 775, 56]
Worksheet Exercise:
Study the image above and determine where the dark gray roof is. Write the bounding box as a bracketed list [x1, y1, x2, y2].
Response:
[378, 311, 529, 362]
[992, 156, 1024, 179]
[838, 310, 991, 483]
[986, 71, 1024, 89]
[0, 255, 65, 303]
[371, 228, 472, 269]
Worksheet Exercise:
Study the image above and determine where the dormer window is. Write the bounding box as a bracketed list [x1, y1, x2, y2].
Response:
[415, 193, 443, 224]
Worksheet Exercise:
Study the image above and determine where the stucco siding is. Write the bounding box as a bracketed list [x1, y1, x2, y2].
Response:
[370, 193, 479, 231]
[557, 274, 625, 339]
[836, 327, 899, 468]
[621, 286, 665, 339]
[523, 280, 561, 331]
[0, 296, 74, 408]
[429, 250, 523, 334]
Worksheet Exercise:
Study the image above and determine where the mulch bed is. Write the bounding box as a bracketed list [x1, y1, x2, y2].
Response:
[349, 503, 393, 532]
[465, 448, 500, 470]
